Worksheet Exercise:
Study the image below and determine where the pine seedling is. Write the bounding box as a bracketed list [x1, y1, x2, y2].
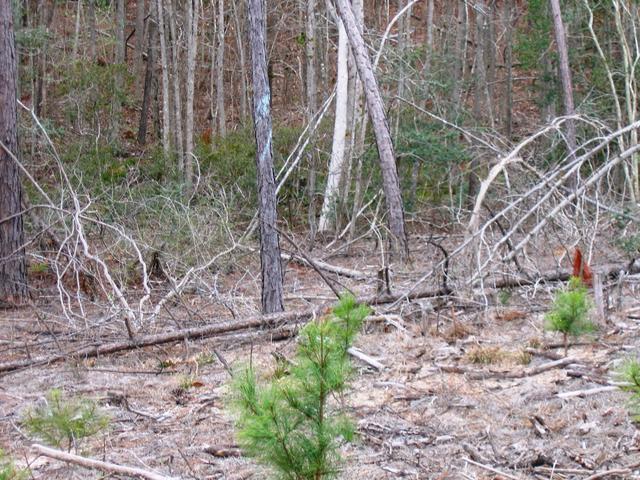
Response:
[22, 389, 109, 451]
[0, 450, 27, 480]
[229, 294, 371, 480]
[616, 358, 640, 422]
[544, 276, 596, 356]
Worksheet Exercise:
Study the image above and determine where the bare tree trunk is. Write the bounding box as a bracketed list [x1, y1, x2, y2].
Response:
[111, 0, 125, 144]
[135, 0, 147, 83]
[549, 0, 578, 177]
[451, 0, 467, 115]
[231, 0, 248, 123]
[138, 1, 157, 145]
[394, 0, 411, 137]
[486, 1, 496, 108]
[612, 0, 640, 201]
[34, 0, 55, 118]
[333, 0, 409, 259]
[468, 0, 490, 207]
[348, 0, 366, 241]
[503, 0, 513, 139]
[88, 0, 97, 60]
[184, 0, 199, 193]
[0, 1, 27, 304]
[319, 19, 349, 233]
[215, 0, 226, 136]
[72, 0, 82, 59]
[155, 0, 171, 155]
[248, 0, 284, 313]
[306, 0, 318, 245]
[167, 0, 184, 168]
[423, 0, 434, 80]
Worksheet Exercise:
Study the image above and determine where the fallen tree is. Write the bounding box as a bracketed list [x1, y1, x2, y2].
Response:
[1, 259, 636, 375]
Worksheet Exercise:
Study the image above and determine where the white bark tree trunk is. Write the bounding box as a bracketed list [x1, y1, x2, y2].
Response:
[155, 0, 171, 155]
[306, 0, 319, 244]
[216, 0, 226, 136]
[184, 0, 199, 193]
[167, 0, 184, 169]
[318, 20, 349, 233]
[333, 0, 408, 258]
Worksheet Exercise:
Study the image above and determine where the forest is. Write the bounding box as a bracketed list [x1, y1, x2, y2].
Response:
[1, 0, 640, 478]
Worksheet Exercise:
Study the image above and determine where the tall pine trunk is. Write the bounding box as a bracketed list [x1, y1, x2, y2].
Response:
[248, 0, 284, 313]
[215, 0, 226, 136]
[549, 0, 578, 188]
[0, 1, 27, 305]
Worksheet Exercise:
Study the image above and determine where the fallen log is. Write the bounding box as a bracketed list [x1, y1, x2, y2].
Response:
[487, 260, 639, 290]
[1, 260, 636, 375]
[0, 309, 317, 374]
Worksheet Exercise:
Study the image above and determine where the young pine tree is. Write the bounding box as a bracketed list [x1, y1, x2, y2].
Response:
[545, 277, 596, 356]
[229, 295, 371, 479]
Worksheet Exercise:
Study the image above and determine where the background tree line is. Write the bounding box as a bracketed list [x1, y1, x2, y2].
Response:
[2, 0, 640, 312]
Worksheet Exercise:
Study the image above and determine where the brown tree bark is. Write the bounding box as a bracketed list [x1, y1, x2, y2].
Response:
[332, 0, 409, 259]
[0, 1, 28, 305]
[503, 0, 513, 139]
[248, 0, 284, 313]
[138, 1, 157, 145]
[135, 0, 147, 83]
[111, 0, 126, 143]
[549, 0, 578, 170]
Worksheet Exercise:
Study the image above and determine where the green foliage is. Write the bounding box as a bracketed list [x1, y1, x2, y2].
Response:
[22, 389, 109, 450]
[196, 124, 305, 222]
[15, 27, 51, 52]
[0, 451, 27, 480]
[55, 60, 132, 141]
[617, 234, 640, 256]
[498, 289, 512, 306]
[392, 116, 470, 208]
[196, 129, 256, 193]
[617, 358, 640, 422]
[514, 0, 552, 70]
[545, 277, 596, 354]
[229, 295, 371, 479]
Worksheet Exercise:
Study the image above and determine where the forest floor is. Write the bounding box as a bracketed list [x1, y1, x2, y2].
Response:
[1, 234, 640, 480]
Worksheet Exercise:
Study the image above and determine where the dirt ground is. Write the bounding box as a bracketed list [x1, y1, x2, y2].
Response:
[1, 241, 640, 480]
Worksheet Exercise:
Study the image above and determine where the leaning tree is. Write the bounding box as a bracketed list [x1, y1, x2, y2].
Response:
[0, 1, 27, 305]
[332, 0, 409, 259]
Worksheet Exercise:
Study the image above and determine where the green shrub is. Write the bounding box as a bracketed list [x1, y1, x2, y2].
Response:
[617, 358, 640, 422]
[229, 295, 371, 479]
[617, 234, 640, 256]
[0, 450, 27, 480]
[22, 389, 109, 451]
[544, 277, 596, 356]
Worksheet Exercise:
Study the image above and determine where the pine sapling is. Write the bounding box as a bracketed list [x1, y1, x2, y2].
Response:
[544, 276, 596, 356]
[0, 450, 27, 480]
[229, 295, 371, 479]
[22, 389, 109, 451]
[617, 358, 640, 422]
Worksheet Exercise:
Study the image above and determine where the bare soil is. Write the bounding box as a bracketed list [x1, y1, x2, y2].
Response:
[1, 240, 640, 480]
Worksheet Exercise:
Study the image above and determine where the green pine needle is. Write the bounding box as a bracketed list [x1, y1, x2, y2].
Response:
[616, 358, 640, 422]
[545, 276, 596, 338]
[229, 294, 370, 479]
[22, 389, 109, 451]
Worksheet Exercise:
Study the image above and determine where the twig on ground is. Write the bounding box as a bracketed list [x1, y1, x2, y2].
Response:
[462, 456, 522, 480]
[32, 444, 177, 480]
